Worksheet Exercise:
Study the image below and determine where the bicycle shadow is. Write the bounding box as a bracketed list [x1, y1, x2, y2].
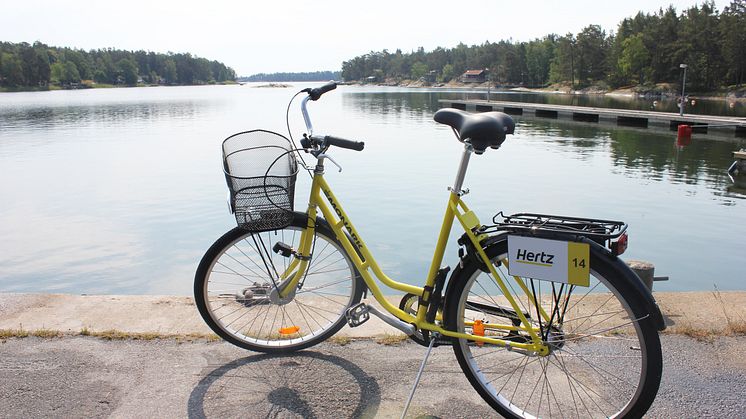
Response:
[187, 351, 381, 418]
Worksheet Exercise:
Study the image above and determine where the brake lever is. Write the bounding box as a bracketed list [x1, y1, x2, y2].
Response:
[317, 153, 342, 172]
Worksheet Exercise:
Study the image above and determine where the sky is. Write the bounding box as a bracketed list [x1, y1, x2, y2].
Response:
[0, 0, 733, 76]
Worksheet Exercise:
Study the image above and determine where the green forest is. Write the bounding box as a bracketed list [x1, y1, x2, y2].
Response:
[341, 1, 746, 92]
[0, 42, 236, 89]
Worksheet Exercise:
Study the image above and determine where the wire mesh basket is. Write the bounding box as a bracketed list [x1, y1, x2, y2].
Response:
[222, 130, 298, 232]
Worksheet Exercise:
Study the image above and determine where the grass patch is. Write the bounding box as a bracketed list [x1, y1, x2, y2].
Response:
[30, 329, 63, 338]
[88, 329, 161, 341]
[661, 286, 746, 340]
[176, 332, 221, 342]
[79, 329, 219, 342]
[374, 333, 409, 346]
[329, 335, 353, 346]
[0, 328, 30, 339]
[668, 324, 715, 342]
[0, 326, 62, 339]
[712, 286, 746, 336]
[0, 327, 220, 342]
[727, 322, 746, 335]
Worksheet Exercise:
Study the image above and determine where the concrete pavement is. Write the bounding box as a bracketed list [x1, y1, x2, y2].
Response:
[1, 335, 744, 418]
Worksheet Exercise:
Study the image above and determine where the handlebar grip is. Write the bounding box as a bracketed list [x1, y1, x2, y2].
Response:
[309, 81, 337, 101]
[325, 135, 365, 151]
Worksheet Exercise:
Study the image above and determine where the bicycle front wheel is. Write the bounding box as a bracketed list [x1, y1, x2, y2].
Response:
[444, 238, 662, 418]
[195, 213, 364, 353]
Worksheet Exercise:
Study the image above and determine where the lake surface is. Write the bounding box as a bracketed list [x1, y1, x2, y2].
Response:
[1, 84, 744, 295]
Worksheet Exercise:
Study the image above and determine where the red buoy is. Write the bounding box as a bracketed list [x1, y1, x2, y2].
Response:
[677, 124, 692, 147]
[677, 124, 692, 139]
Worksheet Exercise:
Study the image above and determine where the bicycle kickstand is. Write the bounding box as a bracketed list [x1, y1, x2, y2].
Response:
[400, 332, 438, 419]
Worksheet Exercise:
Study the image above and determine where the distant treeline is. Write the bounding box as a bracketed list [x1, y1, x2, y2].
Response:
[0, 41, 236, 88]
[239, 71, 341, 82]
[342, 1, 746, 91]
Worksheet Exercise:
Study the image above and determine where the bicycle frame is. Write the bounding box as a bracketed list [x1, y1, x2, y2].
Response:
[277, 150, 551, 355]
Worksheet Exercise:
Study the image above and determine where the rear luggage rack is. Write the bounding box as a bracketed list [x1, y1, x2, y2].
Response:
[487, 212, 627, 244]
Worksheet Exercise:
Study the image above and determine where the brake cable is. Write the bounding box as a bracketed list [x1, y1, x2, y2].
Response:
[286, 89, 313, 179]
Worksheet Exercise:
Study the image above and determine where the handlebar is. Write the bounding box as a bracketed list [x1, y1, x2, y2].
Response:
[302, 135, 365, 152]
[299, 82, 365, 152]
[322, 135, 365, 151]
[303, 81, 337, 101]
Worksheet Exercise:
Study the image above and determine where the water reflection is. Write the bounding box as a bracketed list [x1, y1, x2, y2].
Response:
[0, 102, 200, 132]
[0, 85, 744, 294]
[341, 90, 441, 118]
[491, 115, 746, 204]
[517, 121, 611, 161]
[608, 129, 745, 200]
[727, 176, 746, 196]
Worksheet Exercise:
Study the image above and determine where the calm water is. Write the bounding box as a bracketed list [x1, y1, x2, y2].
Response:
[1, 84, 744, 295]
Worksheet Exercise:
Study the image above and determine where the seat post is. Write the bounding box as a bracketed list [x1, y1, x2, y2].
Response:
[451, 144, 473, 194]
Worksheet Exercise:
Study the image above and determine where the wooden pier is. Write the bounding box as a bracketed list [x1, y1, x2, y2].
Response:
[440, 99, 746, 137]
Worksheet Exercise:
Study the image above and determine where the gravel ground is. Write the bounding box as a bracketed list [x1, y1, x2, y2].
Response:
[0, 334, 744, 418]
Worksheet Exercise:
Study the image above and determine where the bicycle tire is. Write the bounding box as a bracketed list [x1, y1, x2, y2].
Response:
[195, 212, 364, 353]
[443, 237, 662, 418]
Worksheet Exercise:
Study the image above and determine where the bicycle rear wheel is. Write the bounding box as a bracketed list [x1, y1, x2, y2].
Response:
[444, 238, 662, 418]
[195, 213, 364, 353]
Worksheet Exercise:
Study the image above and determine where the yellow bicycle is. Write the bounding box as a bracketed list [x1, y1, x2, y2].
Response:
[195, 82, 665, 418]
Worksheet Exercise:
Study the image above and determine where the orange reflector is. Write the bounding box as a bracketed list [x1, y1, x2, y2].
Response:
[279, 326, 300, 335]
[473, 319, 485, 347]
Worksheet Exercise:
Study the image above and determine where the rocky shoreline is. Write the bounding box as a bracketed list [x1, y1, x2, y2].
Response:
[358, 78, 746, 101]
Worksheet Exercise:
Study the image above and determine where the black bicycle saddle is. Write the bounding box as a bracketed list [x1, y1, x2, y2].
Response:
[434, 108, 515, 154]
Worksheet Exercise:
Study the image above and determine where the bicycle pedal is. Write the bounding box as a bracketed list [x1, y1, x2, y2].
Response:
[345, 303, 370, 327]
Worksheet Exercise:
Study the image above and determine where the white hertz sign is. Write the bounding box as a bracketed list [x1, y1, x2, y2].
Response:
[507, 235, 590, 286]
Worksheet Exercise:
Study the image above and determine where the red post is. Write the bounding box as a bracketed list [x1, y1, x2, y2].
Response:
[677, 124, 692, 140]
